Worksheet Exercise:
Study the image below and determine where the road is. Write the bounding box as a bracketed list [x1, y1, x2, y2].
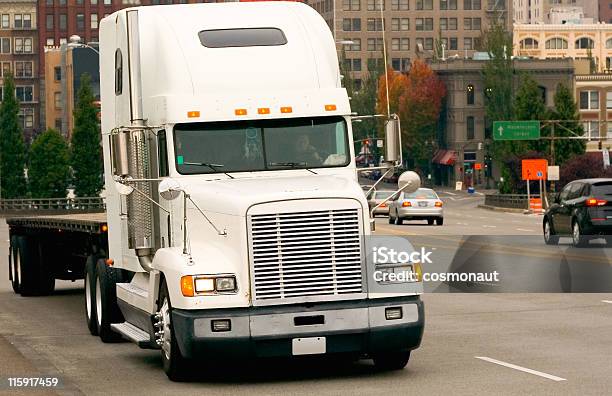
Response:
[0, 196, 611, 395]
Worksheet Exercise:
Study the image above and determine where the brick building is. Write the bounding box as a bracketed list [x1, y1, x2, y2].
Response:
[307, 0, 511, 87]
[0, 0, 40, 140]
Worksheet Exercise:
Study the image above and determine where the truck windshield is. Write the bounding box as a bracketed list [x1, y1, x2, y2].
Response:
[174, 116, 350, 174]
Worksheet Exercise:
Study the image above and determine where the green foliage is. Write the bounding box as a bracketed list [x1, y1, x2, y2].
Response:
[482, 21, 514, 164]
[71, 73, 103, 197]
[549, 83, 585, 165]
[514, 73, 547, 153]
[29, 129, 70, 198]
[0, 73, 28, 198]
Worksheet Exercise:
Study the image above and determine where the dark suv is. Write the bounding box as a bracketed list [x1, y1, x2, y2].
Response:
[543, 178, 612, 247]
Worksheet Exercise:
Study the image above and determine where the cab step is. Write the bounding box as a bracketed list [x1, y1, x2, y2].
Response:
[110, 322, 157, 349]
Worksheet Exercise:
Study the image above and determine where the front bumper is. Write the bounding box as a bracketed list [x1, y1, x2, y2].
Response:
[172, 296, 424, 359]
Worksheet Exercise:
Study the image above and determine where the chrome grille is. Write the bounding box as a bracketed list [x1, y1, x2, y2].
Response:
[248, 208, 364, 303]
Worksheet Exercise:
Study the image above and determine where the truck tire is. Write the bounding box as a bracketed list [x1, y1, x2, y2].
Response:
[9, 235, 21, 294]
[373, 350, 411, 371]
[159, 281, 191, 381]
[85, 256, 99, 336]
[17, 236, 54, 296]
[95, 259, 124, 342]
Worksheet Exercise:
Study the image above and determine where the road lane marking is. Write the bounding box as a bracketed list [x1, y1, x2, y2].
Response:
[482, 225, 497, 228]
[440, 191, 457, 196]
[602, 300, 612, 304]
[475, 357, 566, 382]
[516, 228, 535, 232]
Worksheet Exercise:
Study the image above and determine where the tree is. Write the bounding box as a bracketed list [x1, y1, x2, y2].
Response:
[0, 73, 28, 199]
[482, 21, 514, 163]
[559, 152, 612, 188]
[29, 129, 71, 198]
[514, 73, 547, 154]
[549, 83, 585, 166]
[376, 61, 446, 172]
[71, 73, 103, 197]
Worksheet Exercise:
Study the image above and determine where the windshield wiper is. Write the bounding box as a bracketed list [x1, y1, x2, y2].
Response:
[268, 162, 317, 174]
[183, 162, 234, 179]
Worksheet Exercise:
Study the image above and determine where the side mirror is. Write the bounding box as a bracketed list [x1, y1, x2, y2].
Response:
[384, 116, 401, 165]
[114, 177, 134, 196]
[398, 171, 421, 194]
[554, 193, 561, 204]
[159, 178, 183, 201]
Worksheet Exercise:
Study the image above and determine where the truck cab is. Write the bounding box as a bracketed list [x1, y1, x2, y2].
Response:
[95, 2, 424, 380]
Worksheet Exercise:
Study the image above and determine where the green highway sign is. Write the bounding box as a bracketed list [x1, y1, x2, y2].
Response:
[493, 121, 540, 140]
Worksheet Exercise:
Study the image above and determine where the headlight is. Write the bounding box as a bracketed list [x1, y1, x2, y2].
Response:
[181, 275, 238, 296]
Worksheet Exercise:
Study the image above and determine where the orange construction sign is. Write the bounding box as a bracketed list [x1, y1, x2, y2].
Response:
[522, 159, 548, 181]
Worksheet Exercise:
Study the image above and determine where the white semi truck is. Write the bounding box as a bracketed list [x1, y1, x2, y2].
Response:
[6, 2, 424, 380]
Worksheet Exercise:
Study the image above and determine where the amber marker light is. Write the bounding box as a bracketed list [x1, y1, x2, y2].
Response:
[280, 106, 293, 113]
[235, 109, 247, 116]
[258, 108, 270, 115]
[187, 111, 200, 118]
[325, 104, 337, 111]
[181, 276, 195, 297]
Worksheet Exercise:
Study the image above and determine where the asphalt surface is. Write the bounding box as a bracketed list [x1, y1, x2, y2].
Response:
[1, 195, 611, 395]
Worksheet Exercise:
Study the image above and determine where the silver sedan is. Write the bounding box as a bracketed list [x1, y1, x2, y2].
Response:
[388, 188, 444, 225]
[368, 190, 396, 216]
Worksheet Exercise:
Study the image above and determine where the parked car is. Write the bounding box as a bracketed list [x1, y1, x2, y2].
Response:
[368, 190, 396, 216]
[543, 178, 612, 247]
[388, 188, 444, 225]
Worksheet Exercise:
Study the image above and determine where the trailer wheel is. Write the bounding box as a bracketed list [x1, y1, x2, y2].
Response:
[16, 236, 53, 296]
[85, 256, 99, 336]
[159, 281, 190, 381]
[95, 259, 124, 342]
[9, 235, 21, 293]
[372, 350, 411, 371]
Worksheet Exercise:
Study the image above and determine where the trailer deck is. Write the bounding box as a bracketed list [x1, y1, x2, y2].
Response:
[6, 213, 108, 234]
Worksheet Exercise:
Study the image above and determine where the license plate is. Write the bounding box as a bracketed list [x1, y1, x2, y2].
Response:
[292, 337, 326, 355]
[418, 201, 428, 207]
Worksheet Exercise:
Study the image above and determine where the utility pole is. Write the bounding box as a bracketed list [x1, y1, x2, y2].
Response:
[550, 122, 555, 193]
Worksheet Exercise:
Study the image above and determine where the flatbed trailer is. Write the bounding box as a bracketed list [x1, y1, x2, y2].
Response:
[7, 213, 110, 296]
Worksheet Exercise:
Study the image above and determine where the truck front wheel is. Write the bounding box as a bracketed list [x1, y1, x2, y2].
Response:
[159, 281, 190, 381]
[372, 350, 411, 371]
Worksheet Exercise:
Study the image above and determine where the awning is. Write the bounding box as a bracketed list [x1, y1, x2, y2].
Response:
[432, 150, 458, 165]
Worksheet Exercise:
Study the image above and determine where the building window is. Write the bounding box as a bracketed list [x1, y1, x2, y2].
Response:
[46, 14, 54, 30]
[55, 118, 62, 132]
[607, 92, 612, 109]
[464, 37, 473, 50]
[416, 0, 433, 9]
[368, 38, 384, 51]
[441, 37, 458, 50]
[416, 18, 433, 31]
[467, 84, 475, 105]
[343, 0, 361, 10]
[54, 66, 61, 81]
[441, 18, 457, 30]
[575, 37, 594, 49]
[579, 90, 599, 110]
[367, 58, 384, 71]
[1, 62, 11, 77]
[46, 38, 54, 46]
[14, 14, 22, 29]
[54, 92, 62, 110]
[91, 14, 98, 29]
[15, 62, 33, 78]
[59, 37, 67, 45]
[440, 0, 457, 9]
[582, 121, 598, 139]
[77, 14, 85, 30]
[416, 37, 434, 51]
[391, 38, 408, 51]
[467, 116, 475, 140]
[59, 14, 67, 31]
[343, 18, 361, 31]
[77, 0, 84, 4]
[545, 37, 567, 49]
[104, 0, 112, 5]
[391, 18, 409, 31]
[391, 0, 409, 10]
[59, 0, 67, 5]
[463, 0, 481, 9]
[367, 0, 385, 10]
[0, 38, 10, 54]
[607, 38, 612, 49]
[367, 18, 384, 31]
[464, 17, 481, 30]
[14, 38, 33, 54]
[19, 108, 34, 129]
[343, 38, 361, 51]
[92, 0, 98, 4]
[47, 0, 54, 5]
[16, 86, 34, 102]
[520, 38, 538, 49]
[1, 14, 9, 29]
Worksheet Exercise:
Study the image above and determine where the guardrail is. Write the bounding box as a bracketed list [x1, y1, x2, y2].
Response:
[0, 197, 105, 215]
[484, 194, 542, 209]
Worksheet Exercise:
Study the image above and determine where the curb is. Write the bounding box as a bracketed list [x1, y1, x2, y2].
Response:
[478, 204, 528, 214]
